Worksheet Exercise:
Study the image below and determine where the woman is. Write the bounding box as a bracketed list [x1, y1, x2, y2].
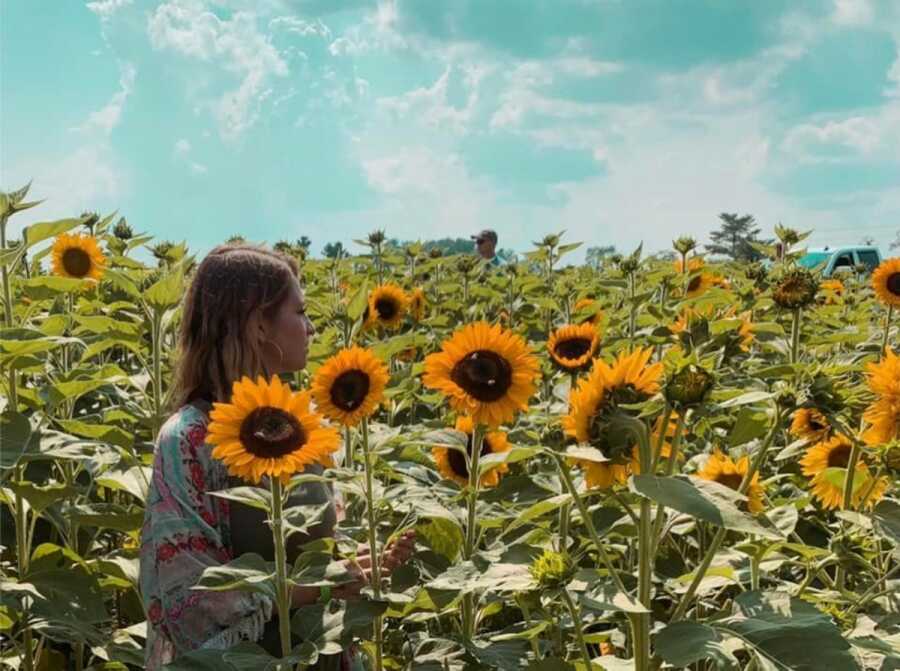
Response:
[139, 244, 414, 669]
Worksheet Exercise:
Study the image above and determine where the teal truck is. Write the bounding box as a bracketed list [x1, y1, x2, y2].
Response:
[797, 246, 882, 277]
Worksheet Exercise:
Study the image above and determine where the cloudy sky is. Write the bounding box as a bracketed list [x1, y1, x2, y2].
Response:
[3, 0, 899, 261]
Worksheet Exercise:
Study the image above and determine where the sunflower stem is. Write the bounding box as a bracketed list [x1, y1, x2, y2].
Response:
[790, 307, 802, 365]
[1, 212, 19, 411]
[550, 452, 630, 595]
[628, 271, 637, 344]
[667, 408, 780, 625]
[461, 424, 485, 644]
[882, 304, 894, 356]
[360, 417, 384, 671]
[650, 412, 686, 557]
[269, 477, 293, 663]
[561, 589, 592, 668]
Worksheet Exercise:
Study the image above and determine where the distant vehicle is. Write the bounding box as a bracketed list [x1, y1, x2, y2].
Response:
[797, 246, 882, 277]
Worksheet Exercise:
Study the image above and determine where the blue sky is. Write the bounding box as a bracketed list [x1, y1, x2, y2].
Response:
[3, 0, 899, 261]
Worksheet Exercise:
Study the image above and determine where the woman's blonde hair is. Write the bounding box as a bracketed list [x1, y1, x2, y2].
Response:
[168, 243, 299, 409]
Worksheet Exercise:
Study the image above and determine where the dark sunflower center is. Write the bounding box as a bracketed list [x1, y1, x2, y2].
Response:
[827, 445, 852, 468]
[62, 248, 92, 278]
[887, 273, 900, 297]
[716, 473, 743, 492]
[554, 337, 593, 361]
[239, 407, 305, 458]
[375, 297, 398, 320]
[450, 350, 513, 402]
[447, 434, 493, 480]
[809, 418, 825, 431]
[687, 275, 702, 292]
[329, 370, 370, 411]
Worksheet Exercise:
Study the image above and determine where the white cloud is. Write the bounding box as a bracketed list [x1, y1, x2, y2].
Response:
[782, 103, 900, 160]
[147, 0, 288, 139]
[6, 144, 128, 238]
[269, 16, 331, 39]
[377, 65, 489, 134]
[75, 62, 136, 135]
[173, 138, 192, 156]
[831, 0, 874, 26]
[171, 137, 208, 175]
[86, 0, 132, 20]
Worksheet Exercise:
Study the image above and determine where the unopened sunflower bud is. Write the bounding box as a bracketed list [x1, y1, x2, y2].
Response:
[367, 229, 386, 245]
[530, 549, 575, 590]
[113, 218, 133, 241]
[664, 364, 714, 408]
[428, 248, 443, 259]
[673, 236, 697, 255]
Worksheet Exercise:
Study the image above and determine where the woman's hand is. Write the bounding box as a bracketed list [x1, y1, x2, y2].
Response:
[355, 529, 416, 577]
[332, 557, 369, 600]
[292, 531, 416, 604]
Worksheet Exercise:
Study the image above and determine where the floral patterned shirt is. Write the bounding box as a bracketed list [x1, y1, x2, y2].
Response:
[139, 402, 277, 669]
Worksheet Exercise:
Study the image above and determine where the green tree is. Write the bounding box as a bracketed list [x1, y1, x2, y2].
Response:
[323, 241, 346, 259]
[705, 213, 768, 261]
[585, 245, 616, 270]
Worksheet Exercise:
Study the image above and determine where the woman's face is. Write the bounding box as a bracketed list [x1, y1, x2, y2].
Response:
[261, 278, 315, 374]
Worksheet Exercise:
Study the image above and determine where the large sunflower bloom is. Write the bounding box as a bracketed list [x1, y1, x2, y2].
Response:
[799, 434, 887, 510]
[562, 348, 663, 488]
[207, 376, 340, 484]
[51, 233, 106, 281]
[365, 283, 408, 330]
[423, 322, 540, 427]
[872, 257, 900, 308]
[790, 408, 831, 442]
[432, 415, 511, 488]
[866, 349, 900, 402]
[862, 397, 900, 446]
[409, 288, 427, 322]
[547, 323, 599, 371]
[311, 347, 389, 427]
[697, 450, 764, 513]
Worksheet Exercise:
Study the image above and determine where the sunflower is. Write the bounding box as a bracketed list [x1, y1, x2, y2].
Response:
[432, 415, 511, 488]
[51, 233, 106, 281]
[772, 268, 818, 310]
[799, 434, 887, 510]
[365, 283, 408, 330]
[423, 322, 540, 427]
[861, 397, 900, 446]
[207, 375, 340, 484]
[671, 305, 715, 334]
[872, 257, 900, 308]
[573, 298, 603, 325]
[675, 257, 715, 299]
[865, 349, 900, 402]
[547, 323, 599, 371]
[562, 348, 663, 488]
[311, 347, 389, 427]
[790, 408, 831, 442]
[697, 450, 764, 513]
[819, 279, 844, 305]
[409, 288, 427, 321]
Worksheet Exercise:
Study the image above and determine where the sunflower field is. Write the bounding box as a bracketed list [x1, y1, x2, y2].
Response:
[2, 183, 900, 671]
